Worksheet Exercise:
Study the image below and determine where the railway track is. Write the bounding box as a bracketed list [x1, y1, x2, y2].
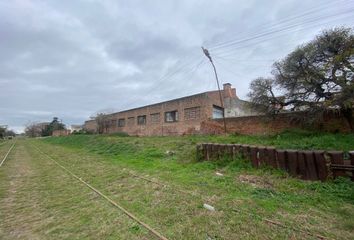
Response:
[31, 142, 328, 240]
[32, 144, 169, 240]
[0, 142, 16, 168]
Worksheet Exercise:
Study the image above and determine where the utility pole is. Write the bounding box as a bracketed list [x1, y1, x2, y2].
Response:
[201, 47, 227, 134]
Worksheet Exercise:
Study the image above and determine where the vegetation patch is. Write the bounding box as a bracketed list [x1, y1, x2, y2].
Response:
[238, 174, 274, 189]
[2, 132, 353, 239]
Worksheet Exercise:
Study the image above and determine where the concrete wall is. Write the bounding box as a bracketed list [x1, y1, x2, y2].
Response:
[224, 98, 260, 117]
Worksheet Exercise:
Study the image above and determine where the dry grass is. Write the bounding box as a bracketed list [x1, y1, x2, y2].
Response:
[0, 141, 153, 239]
[0, 137, 353, 239]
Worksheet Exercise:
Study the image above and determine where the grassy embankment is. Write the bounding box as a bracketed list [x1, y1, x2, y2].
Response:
[36, 130, 354, 239]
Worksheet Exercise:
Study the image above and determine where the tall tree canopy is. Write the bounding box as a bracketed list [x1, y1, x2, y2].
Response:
[248, 27, 354, 130]
[42, 117, 66, 136]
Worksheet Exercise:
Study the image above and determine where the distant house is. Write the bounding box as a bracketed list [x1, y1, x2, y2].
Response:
[33, 122, 50, 137]
[37, 122, 50, 130]
[83, 83, 261, 136]
[70, 124, 83, 133]
[83, 119, 97, 133]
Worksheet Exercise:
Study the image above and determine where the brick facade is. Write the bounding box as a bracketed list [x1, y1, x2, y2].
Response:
[84, 84, 239, 136]
[84, 119, 97, 133]
[203, 110, 353, 135]
[83, 84, 352, 136]
[52, 129, 71, 136]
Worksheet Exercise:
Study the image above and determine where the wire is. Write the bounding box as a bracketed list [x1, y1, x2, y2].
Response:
[211, 11, 354, 58]
[121, 55, 204, 110]
[207, 0, 351, 50]
[211, 8, 354, 56]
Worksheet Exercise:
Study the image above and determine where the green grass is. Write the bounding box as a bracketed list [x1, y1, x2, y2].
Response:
[1, 131, 353, 239]
[45, 129, 354, 152]
[35, 131, 354, 239]
[0, 141, 152, 239]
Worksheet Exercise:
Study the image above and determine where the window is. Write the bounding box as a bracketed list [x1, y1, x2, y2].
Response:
[212, 105, 224, 119]
[111, 119, 117, 127]
[137, 115, 146, 125]
[165, 111, 178, 122]
[118, 118, 125, 127]
[184, 107, 201, 120]
[127, 117, 135, 126]
[150, 113, 160, 124]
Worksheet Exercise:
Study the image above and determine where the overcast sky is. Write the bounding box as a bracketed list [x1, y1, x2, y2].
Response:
[1, 0, 353, 132]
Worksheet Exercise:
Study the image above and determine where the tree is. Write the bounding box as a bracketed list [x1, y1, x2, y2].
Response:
[90, 109, 116, 134]
[248, 27, 354, 130]
[4, 129, 16, 137]
[0, 126, 7, 138]
[42, 117, 66, 136]
[25, 122, 42, 137]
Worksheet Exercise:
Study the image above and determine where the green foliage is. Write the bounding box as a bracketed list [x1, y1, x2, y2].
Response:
[251, 188, 278, 199]
[129, 225, 141, 234]
[0, 126, 16, 138]
[306, 177, 354, 203]
[248, 27, 354, 130]
[108, 132, 129, 137]
[0, 127, 6, 138]
[36, 133, 354, 238]
[42, 117, 66, 136]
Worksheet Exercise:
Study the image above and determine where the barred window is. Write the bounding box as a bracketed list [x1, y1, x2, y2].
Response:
[150, 113, 160, 124]
[127, 117, 135, 126]
[137, 115, 146, 125]
[184, 107, 201, 120]
[165, 111, 178, 122]
[118, 118, 125, 127]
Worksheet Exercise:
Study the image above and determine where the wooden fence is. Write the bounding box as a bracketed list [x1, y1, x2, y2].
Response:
[196, 143, 354, 181]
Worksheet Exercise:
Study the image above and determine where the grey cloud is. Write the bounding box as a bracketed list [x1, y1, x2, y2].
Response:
[0, 0, 352, 132]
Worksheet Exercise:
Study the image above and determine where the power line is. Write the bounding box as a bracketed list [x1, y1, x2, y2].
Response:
[121, 56, 204, 110]
[101, 0, 353, 115]
[210, 10, 354, 58]
[207, 0, 339, 48]
[207, 0, 351, 50]
[211, 8, 354, 56]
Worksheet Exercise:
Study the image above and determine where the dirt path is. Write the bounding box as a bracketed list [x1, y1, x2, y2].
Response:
[0, 140, 154, 239]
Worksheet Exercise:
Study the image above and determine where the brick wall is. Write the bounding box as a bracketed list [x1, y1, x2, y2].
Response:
[52, 129, 71, 136]
[85, 109, 352, 136]
[84, 86, 239, 136]
[83, 82, 352, 136]
[106, 92, 212, 136]
[82, 82, 245, 136]
[202, 111, 353, 135]
[83, 120, 97, 133]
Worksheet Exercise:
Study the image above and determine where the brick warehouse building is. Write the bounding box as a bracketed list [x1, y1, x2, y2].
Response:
[84, 83, 259, 136]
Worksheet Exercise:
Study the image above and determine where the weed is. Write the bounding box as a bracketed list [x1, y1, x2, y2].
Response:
[20, 133, 354, 239]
